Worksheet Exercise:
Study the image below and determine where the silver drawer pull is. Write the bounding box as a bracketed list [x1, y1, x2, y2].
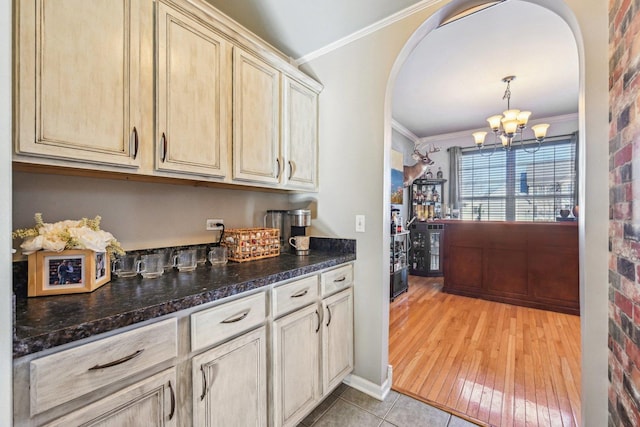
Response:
[88, 349, 144, 371]
[333, 276, 346, 283]
[221, 309, 250, 324]
[291, 289, 308, 298]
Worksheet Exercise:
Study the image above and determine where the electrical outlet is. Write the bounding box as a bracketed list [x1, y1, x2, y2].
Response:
[206, 219, 224, 231]
[355, 215, 365, 233]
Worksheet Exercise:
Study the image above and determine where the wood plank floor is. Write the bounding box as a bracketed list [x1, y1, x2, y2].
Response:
[389, 276, 581, 427]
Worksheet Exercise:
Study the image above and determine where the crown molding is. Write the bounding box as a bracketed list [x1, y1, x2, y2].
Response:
[294, 0, 442, 66]
[391, 119, 420, 144]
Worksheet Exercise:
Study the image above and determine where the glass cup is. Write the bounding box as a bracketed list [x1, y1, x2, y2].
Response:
[156, 248, 174, 271]
[136, 254, 164, 279]
[173, 249, 197, 272]
[112, 254, 138, 278]
[208, 247, 228, 266]
[195, 245, 208, 265]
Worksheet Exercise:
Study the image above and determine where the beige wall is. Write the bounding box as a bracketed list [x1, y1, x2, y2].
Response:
[303, 0, 608, 424]
[12, 172, 291, 252]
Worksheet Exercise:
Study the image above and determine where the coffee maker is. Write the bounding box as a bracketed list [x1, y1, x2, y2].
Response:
[264, 209, 288, 246]
[287, 209, 311, 255]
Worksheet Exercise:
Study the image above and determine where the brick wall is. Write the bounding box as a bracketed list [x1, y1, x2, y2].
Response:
[609, 0, 640, 425]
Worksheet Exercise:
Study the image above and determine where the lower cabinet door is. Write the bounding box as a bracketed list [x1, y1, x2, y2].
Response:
[44, 368, 177, 427]
[192, 326, 267, 427]
[273, 304, 321, 427]
[322, 288, 354, 395]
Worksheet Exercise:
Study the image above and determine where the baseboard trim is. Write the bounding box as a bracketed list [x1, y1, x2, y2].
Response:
[342, 365, 393, 401]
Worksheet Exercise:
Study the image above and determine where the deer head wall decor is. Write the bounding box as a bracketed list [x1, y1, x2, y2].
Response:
[403, 149, 434, 187]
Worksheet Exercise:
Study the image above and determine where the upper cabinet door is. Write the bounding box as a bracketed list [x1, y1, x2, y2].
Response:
[16, 0, 142, 168]
[156, 2, 231, 178]
[232, 48, 281, 185]
[282, 77, 318, 191]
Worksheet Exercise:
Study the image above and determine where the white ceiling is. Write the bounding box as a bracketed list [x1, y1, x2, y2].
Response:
[205, 0, 579, 140]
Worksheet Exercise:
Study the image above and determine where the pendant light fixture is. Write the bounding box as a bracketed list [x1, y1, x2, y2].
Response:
[472, 76, 550, 155]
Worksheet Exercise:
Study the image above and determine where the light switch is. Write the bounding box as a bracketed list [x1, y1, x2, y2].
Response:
[355, 215, 365, 232]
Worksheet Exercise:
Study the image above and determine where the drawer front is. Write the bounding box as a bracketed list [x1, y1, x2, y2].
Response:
[191, 291, 266, 352]
[273, 275, 318, 318]
[30, 318, 178, 416]
[321, 264, 353, 296]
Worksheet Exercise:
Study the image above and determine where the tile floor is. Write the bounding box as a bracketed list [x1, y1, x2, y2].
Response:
[298, 384, 480, 427]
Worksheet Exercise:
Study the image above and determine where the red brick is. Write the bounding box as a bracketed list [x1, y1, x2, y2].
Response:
[616, 144, 634, 166]
[626, 337, 640, 368]
[634, 304, 640, 324]
[617, 291, 635, 317]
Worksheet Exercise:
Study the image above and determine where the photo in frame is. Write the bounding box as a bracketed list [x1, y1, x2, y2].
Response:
[28, 249, 111, 297]
[391, 149, 404, 204]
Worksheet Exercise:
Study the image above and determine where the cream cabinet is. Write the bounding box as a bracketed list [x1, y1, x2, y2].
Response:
[272, 304, 322, 427]
[322, 288, 354, 394]
[272, 267, 354, 427]
[192, 326, 267, 427]
[282, 77, 319, 191]
[44, 368, 177, 427]
[16, 0, 143, 168]
[155, 1, 231, 178]
[232, 48, 282, 184]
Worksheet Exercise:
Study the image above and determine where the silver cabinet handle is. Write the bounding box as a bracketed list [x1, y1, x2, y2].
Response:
[326, 306, 332, 327]
[221, 309, 250, 324]
[291, 289, 308, 298]
[288, 160, 294, 179]
[276, 158, 281, 178]
[315, 309, 320, 333]
[334, 276, 346, 283]
[88, 349, 144, 371]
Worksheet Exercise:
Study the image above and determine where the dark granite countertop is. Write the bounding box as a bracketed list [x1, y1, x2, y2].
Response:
[14, 238, 355, 358]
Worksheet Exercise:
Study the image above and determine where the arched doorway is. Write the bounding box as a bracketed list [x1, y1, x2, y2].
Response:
[381, 1, 608, 425]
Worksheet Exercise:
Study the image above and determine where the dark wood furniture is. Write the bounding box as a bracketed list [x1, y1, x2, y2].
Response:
[443, 221, 579, 315]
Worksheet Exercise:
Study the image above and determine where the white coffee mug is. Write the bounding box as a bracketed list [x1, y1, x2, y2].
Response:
[289, 235, 310, 251]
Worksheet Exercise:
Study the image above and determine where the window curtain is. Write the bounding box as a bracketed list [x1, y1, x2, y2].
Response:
[448, 146, 462, 210]
[571, 131, 579, 208]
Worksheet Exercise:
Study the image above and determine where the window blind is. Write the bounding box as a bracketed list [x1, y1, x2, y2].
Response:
[458, 136, 577, 222]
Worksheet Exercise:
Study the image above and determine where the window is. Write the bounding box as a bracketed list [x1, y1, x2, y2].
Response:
[458, 135, 577, 221]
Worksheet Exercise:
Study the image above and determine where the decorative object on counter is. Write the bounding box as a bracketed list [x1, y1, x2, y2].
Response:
[425, 168, 433, 179]
[224, 228, 280, 262]
[289, 235, 310, 256]
[436, 167, 444, 179]
[472, 76, 550, 155]
[173, 249, 198, 272]
[572, 205, 579, 218]
[12, 213, 124, 296]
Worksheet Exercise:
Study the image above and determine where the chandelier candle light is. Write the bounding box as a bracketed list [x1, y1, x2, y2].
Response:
[472, 76, 550, 154]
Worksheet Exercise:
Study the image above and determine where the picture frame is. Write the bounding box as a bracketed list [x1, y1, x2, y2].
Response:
[27, 249, 111, 297]
[391, 149, 404, 204]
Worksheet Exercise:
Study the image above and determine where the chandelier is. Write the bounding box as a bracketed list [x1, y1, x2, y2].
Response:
[472, 76, 550, 154]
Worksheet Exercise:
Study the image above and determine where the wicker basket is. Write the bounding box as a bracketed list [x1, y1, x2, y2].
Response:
[223, 228, 281, 262]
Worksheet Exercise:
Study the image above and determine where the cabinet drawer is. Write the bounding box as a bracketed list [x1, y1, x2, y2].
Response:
[191, 292, 266, 352]
[30, 318, 177, 416]
[273, 276, 318, 318]
[321, 264, 353, 296]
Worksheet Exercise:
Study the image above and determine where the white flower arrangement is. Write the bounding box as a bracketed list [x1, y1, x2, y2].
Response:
[13, 213, 125, 256]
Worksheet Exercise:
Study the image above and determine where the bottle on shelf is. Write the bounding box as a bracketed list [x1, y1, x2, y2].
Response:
[436, 167, 443, 179]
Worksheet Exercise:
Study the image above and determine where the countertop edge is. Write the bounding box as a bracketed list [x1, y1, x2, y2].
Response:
[14, 252, 356, 359]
